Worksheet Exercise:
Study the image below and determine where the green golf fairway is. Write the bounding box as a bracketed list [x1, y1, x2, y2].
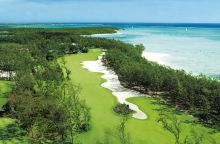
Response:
[64, 49, 220, 144]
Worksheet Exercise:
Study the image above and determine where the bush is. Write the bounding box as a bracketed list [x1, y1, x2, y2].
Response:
[81, 47, 88, 53]
[114, 104, 134, 116]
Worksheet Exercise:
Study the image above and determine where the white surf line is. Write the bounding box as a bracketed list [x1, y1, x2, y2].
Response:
[81, 30, 122, 37]
[82, 53, 148, 120]
[142, 51, 170, 65]
[90, 30, 123, 37]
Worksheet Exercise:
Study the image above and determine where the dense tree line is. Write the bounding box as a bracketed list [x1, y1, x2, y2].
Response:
[1, 26, 220, 143]
[59, 33, 220, 128]
[0, 27, 118, 60]
[96, 39, 220, 128]
[0, 43, 31, 80]
[0, 27, 118, 143]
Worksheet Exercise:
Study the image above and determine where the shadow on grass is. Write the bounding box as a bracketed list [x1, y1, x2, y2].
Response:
[151, 100, 213, 127]
[0, 122, 26, 141]
[153, 107, 182, 115]
[150, 98, 220, 132]
[183, 119, 220, 134]
[151, 100, 182, 115]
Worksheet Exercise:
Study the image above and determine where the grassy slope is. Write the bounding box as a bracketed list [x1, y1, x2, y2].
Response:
[0, 81, 29, 144]
[65, 49, 220, 144]
[0, 81, 12, 109]
[127, 98, 220, 143]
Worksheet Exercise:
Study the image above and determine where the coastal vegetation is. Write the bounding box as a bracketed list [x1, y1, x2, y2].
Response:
[0, 80, 29, 143]
[65, 49, 220, 144]
[0, 27, 118, 143]
[62, 33, 220, 127]
[0, 27, 220, 143]
[102, 40, 220, 128]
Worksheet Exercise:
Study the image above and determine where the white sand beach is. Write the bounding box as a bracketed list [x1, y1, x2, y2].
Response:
[142, 51, 170, 65]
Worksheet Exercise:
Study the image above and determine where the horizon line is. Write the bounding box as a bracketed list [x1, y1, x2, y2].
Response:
[1, 22, 220, 25]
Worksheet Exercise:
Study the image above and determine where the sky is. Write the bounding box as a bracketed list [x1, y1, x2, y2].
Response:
[0, 0, 220, 23]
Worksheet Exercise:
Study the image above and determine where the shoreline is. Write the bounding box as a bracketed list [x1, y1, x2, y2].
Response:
[142, 51, 170, 65]
[91, 30, 173, 67]
[82, 53, 148, 120]
[91, 30, 123, 37]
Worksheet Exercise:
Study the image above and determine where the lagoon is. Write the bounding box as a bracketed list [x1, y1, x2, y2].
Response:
[93, 25, 220, 78]
[2, 23, 220, 77]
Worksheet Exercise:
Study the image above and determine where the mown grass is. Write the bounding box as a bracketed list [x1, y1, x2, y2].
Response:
[0, 81, 12, 109]
[0, 81, 29, 144]
[64, 49, 220, 144]
[127, 97, 220, 144]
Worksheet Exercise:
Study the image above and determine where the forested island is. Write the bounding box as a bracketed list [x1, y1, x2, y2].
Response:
[0, 27, 220, 143]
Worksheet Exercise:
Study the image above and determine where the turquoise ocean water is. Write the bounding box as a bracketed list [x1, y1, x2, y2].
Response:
[94, 24, 220, 78]
[1, 23, 220, 77]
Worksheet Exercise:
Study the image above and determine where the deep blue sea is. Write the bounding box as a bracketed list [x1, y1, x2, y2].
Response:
[1, 23, 220, 78]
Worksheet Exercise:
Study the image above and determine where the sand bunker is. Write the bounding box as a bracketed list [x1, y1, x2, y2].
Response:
[82, 53, 147, 120]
